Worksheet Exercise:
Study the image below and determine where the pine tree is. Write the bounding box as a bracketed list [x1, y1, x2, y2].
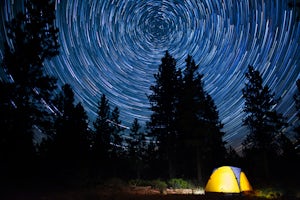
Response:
[290, 78, 300, 182]
[110, 106, 125, 157]
[0, 0, 59, 177]
[72, 102, 91, 159]
[225, 146, 241, 167]
[50, 84, 90, 170]
[52, 84, 76, 161]
[147, 50, 181, 178]
[126, 118, 147, 179]
[177, 55, 225, 183]
[92, 94, 112, 178]
[92, 94, 111, 156]
[294, 79, 300, 150]
[242, 65, 287, 180]
[109, 106, 125, 176]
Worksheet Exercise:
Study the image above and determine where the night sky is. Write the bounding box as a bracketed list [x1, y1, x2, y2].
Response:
[1, 0, 300, 152]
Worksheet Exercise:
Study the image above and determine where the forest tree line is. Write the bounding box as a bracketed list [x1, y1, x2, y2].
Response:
[0, 0, 300, 188]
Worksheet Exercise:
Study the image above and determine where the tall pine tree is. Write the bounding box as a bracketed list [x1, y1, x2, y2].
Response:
[49, 84, 90, 178]
[126, 118, 147, 179]
[109, 106, 125, 177]
[242, 65, 287, 180]
[294, 79, 300, 151]
[0, 0, 59, 177]
[177, 55, 225, 183]
[147, 50, 181, 178]
[110, 106, 125, 157]
[91, 94, 112, 178]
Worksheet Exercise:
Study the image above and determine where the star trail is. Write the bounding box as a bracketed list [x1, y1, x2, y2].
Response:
[1, 0, 300, 151]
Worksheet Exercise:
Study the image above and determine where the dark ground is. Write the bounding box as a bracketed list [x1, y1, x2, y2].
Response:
[1, 184, 299, 200]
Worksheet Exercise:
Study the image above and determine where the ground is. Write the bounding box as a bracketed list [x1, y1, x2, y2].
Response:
[1, 185, 299, 200]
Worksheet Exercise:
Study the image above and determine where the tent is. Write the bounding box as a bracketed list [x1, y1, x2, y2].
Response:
[205, 166, 253, 194]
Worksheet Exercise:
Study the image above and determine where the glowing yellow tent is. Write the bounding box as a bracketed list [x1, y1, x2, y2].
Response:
[205, 166, 253, 194]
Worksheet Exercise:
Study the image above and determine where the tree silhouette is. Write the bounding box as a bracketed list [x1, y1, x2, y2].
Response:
[93, 94, 111, 154]
[109, 106, 125, 176]
[147, 50, 181, 178]
[294, 79, 300, 151]
[0, 0, 59, 178]
[44, 84, 90, 180]
[91, 94, 112, 178]
[126, 118, 147, 179]
[72, 102, 91, 159]
[242, 65, 287, 180]
[225, 146, 241, 167]
[147, 53, 225, 181]
[177, 55, 226, 184]
[110, 106, 125, 156]
[52, 84, 76, 162]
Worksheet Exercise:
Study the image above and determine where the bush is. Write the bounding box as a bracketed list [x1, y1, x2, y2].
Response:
[150, 179, 167, 193]
[255, 188, 283, 199]
[168, 178, 191, 189]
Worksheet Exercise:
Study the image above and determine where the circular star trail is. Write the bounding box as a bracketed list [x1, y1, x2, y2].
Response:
[1, 0, 300, 151]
